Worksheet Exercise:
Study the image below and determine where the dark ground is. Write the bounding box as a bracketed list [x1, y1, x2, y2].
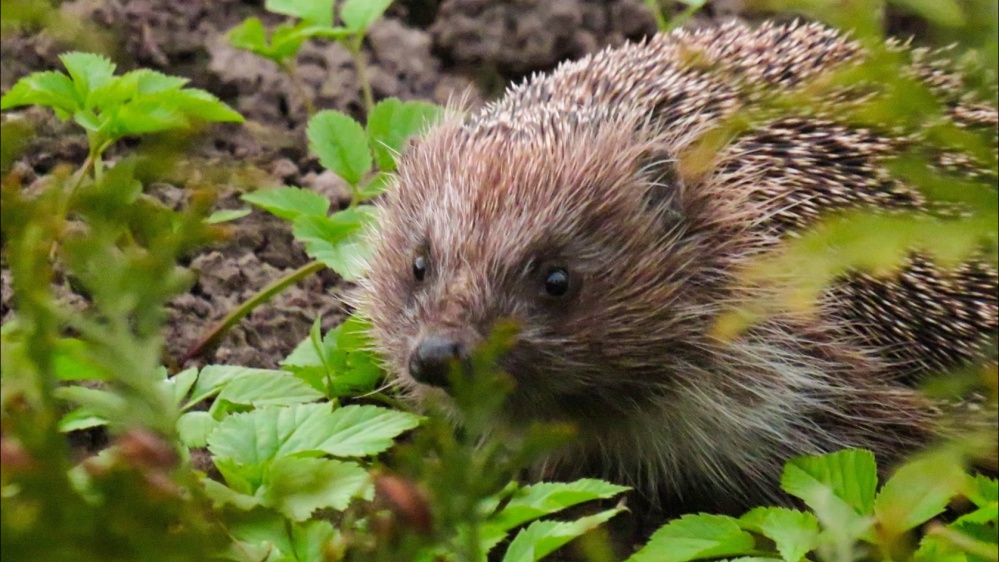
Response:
[1, 0, 677, 369]
[0, 0, 932, 371]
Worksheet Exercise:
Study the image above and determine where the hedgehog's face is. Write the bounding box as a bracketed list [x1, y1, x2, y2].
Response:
[361, 113, 706, 423]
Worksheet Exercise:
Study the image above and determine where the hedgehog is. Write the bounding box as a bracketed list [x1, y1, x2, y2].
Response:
[358, 20, 999, 515]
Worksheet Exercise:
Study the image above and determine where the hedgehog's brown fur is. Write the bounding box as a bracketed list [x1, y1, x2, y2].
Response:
[360, 21, 998, 515]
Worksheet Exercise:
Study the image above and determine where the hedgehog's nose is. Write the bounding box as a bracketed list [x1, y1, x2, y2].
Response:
[408, 334, 468, 389]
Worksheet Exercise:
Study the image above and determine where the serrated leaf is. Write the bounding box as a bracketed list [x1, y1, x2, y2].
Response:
[201, 477, 261, 511]
[502, 507, 624, 562]
[967, 475, 998, 508]
[366, 98, 441, 171]
[874, 454, 967, 535]
[227, 17, 271, 55]
[782, 449, 878, 515]
[292, 207, 377, 280]
[266, 0, 334, 26]
[307, 110, 372, 185]
[492, 479, 630, 531]
[1, 70, 80, 114]
[177, 411, 219, 449]
[243, 186, 331, 221]
[739, 507, 818, 562]
[59, 51, 116, 104]
[340, 0, 394, 31]
[627, 514, 756, 562]
[187, 365, 272, 408]
[214, 370, 325, 408]
[131, 69, 189, 94]
[206, 403, 421, 464]
[260, 457, 369, 520]
[168, 88, 243, 123]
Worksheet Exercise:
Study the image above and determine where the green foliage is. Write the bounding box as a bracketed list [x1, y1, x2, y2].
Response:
[628, 449, 998, 562]
[4, 1, 998, 561]
[241, 98, 442, 281]
[1, 140, 229, 561]
[226, 0, 396, 113]
[1, 52, 241, 169]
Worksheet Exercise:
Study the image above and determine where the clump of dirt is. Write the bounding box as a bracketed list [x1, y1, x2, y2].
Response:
[1, 0, 669, 370]
[431, 0, 657, 78]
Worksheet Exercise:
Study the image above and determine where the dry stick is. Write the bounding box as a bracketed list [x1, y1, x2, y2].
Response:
[183, 260, 326, 362]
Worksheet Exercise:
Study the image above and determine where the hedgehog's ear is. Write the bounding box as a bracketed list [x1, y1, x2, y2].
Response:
[637, 148, 686, 227]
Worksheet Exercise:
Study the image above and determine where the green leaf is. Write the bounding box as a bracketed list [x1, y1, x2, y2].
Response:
[874, 453, 967, 535]
[177, 411, 219, 449]
[206, 403, 421, 464]
[491, 479, 630, 531]
[260, 457, 369, 520]
[163, 366, 199, 406]
[214, 370, 325, 408]
[781, 449, 878, 515]
[205, 208, 252, 224]
[201, 477, 261, 511]
[167, 88, 243, 123]
[131, 69, 189, 94]
[59, 51, 116, 105]
[1, 70, 79, 114]
[59, 407, 108, 432]
[366, 98, 441, 171]
[627, 514, 756, 562]
[966, 475, 998, 509]
[52, 338, 108, 380]
[187, 365, 272, 408]
[502, 507, 624, 562]
[307, 110, 372, 185]
[292, 206, 377, 280]
[227, 17, 270, 55]
[893, 0, 965, 26]
[739, 507, 818, 562]
[242, 186, 331, 221]
[340, 0, 394, 31]
[54, 385, 128, 422]
[112, 99, 188, 136]
[266, 0, 335, 26]
[355, 171, 394, 201]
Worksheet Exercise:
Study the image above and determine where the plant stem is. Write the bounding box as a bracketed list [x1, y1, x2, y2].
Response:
[182, 259, 327, 362]
[349, 34, 374, 114]
[284, 59, 316, 116]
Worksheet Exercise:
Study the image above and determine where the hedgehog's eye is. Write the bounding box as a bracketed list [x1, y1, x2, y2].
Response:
[544, 267, 570, 297]
[413, 255, 428, 282]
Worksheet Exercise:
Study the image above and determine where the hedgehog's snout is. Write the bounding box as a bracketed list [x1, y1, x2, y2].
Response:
[408, 333, 470, 390]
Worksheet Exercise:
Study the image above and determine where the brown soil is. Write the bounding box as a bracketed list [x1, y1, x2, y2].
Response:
[1, 0, 659, 370]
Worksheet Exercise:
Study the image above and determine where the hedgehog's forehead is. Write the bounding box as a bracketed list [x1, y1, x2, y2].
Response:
[397, 106, 649, 216]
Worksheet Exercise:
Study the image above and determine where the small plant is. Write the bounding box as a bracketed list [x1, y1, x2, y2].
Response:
[1, 51, 242, 182]
[227, 0, 394, 113]
[187, 97, 441, 359]
[1, 72, 240, 561]
[629, 448, 998, 562]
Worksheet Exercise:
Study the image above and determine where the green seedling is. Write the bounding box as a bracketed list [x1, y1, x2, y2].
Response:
[227, 0, 395, 113]
[1, 51, 242, 182]
[185, 98, 441, 361]
[628, 448, 998, 562]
